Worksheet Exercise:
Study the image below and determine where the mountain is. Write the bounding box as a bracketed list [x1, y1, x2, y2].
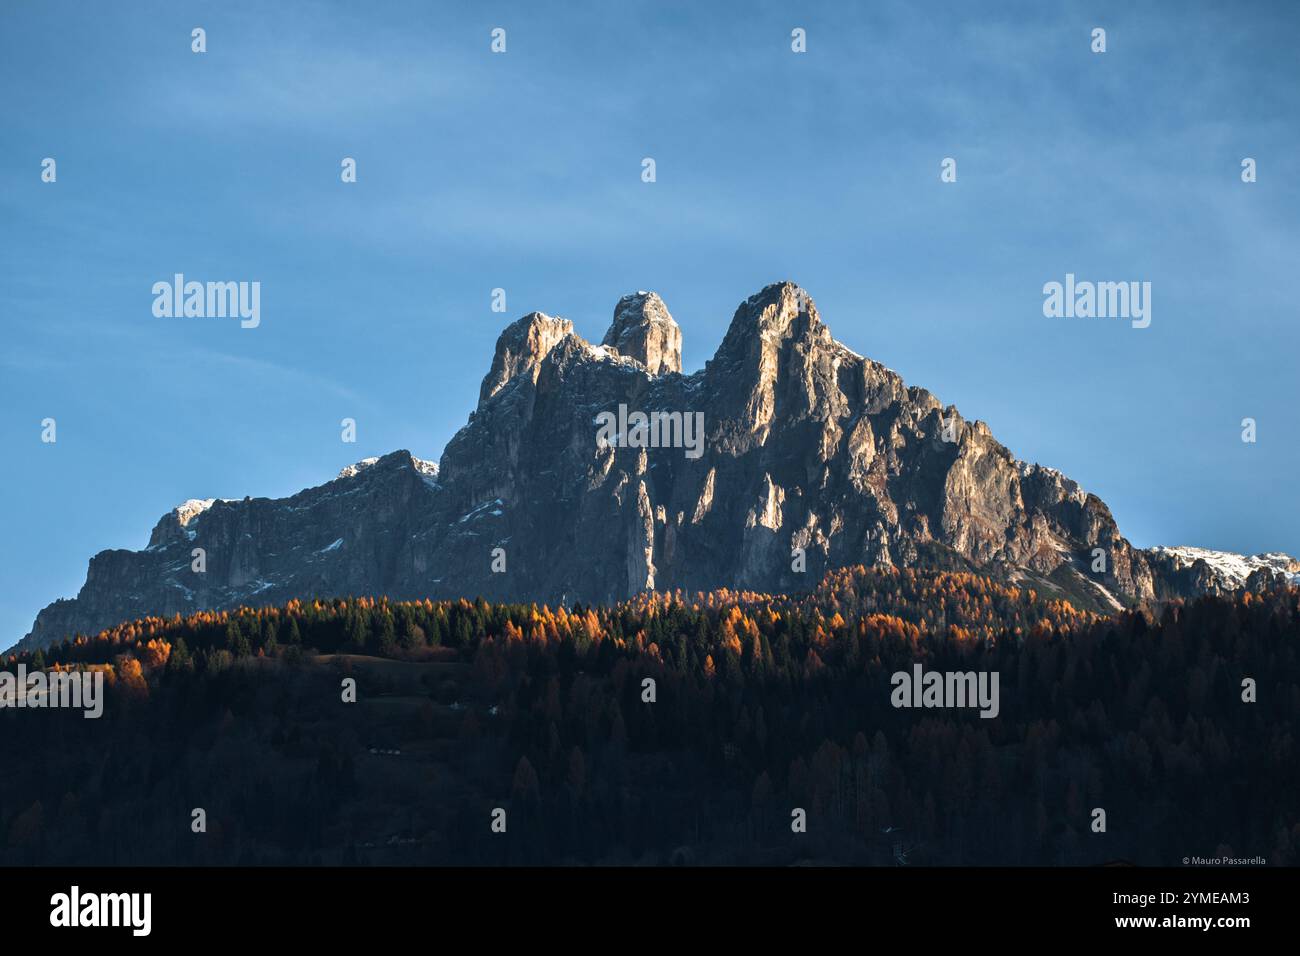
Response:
[13, 282, 1294, 653]
[1146, 546, 1300, 596]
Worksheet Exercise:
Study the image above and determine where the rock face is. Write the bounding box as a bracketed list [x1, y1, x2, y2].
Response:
[18, 456, 445, 655]
[14, 281, 1293, 653]
[1145, 546, 1300, 598]
[601, 292, 682, 375]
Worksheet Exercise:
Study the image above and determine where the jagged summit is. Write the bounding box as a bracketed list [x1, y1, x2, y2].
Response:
[173, 499, 218, 526]
[483, 282, 823, 396]
[744, 279, 816, 315]
[15, 281, 1289, 654]
[481, 292, 683, 405]
[336, 451, 439, 482]
[479, 311, 573, 403]
[601, 291, 682, 375]
[337, 457, 381, 479]
[715, 281, 830, 365]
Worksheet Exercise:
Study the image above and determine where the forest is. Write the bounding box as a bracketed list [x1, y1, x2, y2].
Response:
[2, 566, 1297, 866]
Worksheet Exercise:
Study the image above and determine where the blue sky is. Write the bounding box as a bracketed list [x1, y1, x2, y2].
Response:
[2, 0, 1298, 645]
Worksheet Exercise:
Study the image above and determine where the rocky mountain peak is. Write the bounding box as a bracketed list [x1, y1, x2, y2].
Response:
[174, 498, 217, 527]
[146, 498, 220, 550]
[714, 280, 831, 369]
[336, 450, 438, 482]
[479, 311, 574, 404]
[703, 281, 845, 440]
[336, 457, 382, 480]
[16, 280, 1286, 654]
[601, 291, 682, 375]
[733, 279, 820, 332]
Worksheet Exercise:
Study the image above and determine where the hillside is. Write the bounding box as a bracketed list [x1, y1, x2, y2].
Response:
[4, 567, 1297, 866]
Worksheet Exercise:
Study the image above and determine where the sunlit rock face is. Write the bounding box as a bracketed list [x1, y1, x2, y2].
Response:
[24, 280, 1273, 653]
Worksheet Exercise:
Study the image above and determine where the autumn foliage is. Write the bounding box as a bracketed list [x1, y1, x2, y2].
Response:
[3, 566, 1298, 866]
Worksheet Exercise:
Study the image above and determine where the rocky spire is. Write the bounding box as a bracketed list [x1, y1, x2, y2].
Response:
[601, 292, 682, 375]
[714, 281, 828, 366]
[479, 311, 574, 403]
[706, 281, 840, 435]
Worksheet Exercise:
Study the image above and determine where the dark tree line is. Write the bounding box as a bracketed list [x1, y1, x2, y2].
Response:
[3, 568, 1296, 865]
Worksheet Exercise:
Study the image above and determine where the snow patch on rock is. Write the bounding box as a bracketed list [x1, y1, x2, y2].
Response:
[338, 454, 440, 484]
[174, 499, 217, 526]
[337, 457, 381, 480]
[1148, 546, 1300, 588]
